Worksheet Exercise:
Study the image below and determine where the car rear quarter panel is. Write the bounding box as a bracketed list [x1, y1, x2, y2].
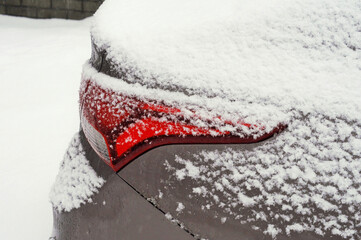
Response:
[51, 131, 194, 240]
[118, 141, 325, 240]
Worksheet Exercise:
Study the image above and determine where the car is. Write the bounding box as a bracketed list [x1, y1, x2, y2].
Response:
[49, 0, 361, 239]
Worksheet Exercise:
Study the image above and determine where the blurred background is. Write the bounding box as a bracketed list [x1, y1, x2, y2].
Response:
[0, 0, 103, 19]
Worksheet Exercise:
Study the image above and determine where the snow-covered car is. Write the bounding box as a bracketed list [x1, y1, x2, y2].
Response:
[50, 0, 361, 239]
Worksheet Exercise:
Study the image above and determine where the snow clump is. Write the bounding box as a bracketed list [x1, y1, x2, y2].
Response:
[50, 133, 105, 212]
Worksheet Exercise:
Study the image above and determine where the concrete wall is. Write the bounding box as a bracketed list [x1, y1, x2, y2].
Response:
[0, 0, 103, 19]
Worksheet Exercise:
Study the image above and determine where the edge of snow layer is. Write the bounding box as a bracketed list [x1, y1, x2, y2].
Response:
[49, 133, 105, 212]
[82, 62, 287, 138]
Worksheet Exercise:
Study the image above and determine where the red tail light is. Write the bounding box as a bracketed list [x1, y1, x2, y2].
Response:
[80, 79, 284, 171]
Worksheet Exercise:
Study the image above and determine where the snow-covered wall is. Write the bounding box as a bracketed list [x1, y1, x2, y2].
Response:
[0, 0, 103, 19]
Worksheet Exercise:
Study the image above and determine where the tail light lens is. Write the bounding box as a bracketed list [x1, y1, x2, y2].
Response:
[81, 112, 111, 164]
[80, 79, 284, 171]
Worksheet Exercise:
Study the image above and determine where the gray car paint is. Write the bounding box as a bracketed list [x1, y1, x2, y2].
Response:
[50, 131, 194, 240]
[118, 139, 327, 240]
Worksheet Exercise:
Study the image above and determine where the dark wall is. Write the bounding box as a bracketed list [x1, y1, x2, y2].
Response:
[0, 0, 103, 19]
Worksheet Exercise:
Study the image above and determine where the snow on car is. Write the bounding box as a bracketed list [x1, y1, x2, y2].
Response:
[50, 0, 361, 239]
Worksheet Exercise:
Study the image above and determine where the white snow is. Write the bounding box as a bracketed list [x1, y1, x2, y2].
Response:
[265, 224, 282, 239]
[174, 155, 200, 180]
[49, 133, 105, 212]
[0, 15, 91, 240]
[286, 223, 305, 235]
[165, 212, 173, 220]
[176, 202, 185, 213]
[192, 186, 207, 196]
[85, 0, 361, 139]
[158, 190, 164, 199]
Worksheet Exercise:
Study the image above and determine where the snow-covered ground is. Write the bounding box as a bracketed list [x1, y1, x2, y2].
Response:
[0, 15, 91, 240]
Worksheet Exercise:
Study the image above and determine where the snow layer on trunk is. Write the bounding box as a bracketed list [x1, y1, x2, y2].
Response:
[89, 0, 361, 133]
[50, 133, 105, 212]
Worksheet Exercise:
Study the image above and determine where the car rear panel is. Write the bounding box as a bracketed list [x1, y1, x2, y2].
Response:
[118, 140, 326, 240]
[79, 40, 357, 240]
[51, 131, 194, 240]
